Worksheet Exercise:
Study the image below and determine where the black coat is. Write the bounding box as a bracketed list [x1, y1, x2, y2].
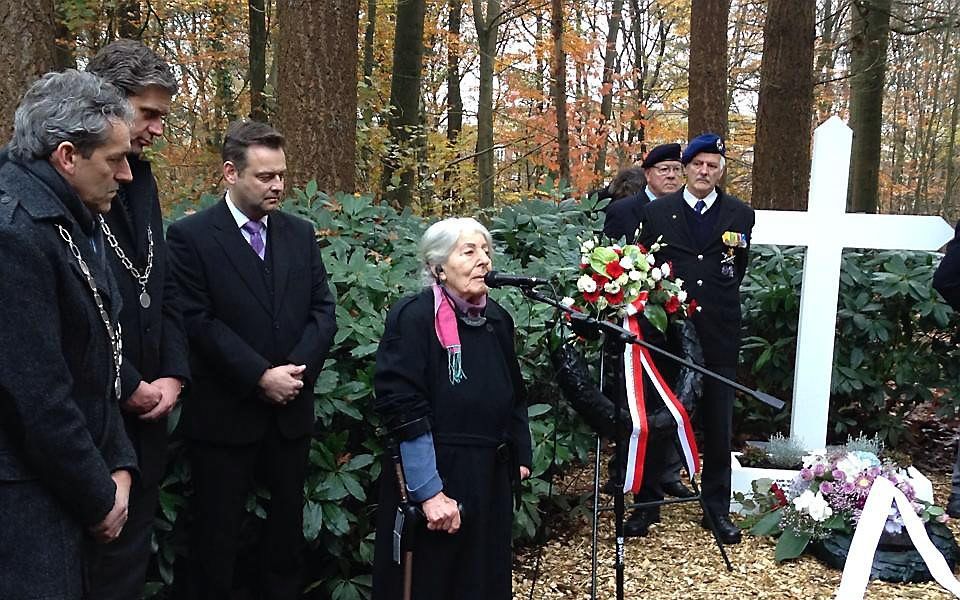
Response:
[637, 189, 755, 367]
[602, 190, 650, 241]
[166, 200, 337, 443]
[102, 153, 189, 485]
[371, 290, 532, 600]
[0, 157, 137, 599]
[934, 220, 960, 311]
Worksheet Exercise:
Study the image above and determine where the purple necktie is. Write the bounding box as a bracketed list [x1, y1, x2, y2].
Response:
[242, 220, 265, 259]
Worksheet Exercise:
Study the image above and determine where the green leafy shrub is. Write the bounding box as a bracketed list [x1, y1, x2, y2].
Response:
[738, 245, 959, 446]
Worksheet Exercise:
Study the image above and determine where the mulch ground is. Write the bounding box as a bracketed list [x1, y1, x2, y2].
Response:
[512, 455, 960, 599]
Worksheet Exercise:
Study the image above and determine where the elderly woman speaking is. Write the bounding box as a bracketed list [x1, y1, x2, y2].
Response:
[371, 217, 532, 600]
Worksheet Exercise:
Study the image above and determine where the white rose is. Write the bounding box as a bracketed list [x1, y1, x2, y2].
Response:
[561, 296, 575, 308]
[581, 255, 589, 265]
[677, 290, 687, 302]
[581, 239, 596, 253]
[577, 274, 597, 293]
[661, 263, 671, 277]
[650, 267, 663, 281]
[675, 278, 684, 287]
[807, 493, 834, 523]
[629, 270, 642, 281]
[619, 256, 634, 270]
[604, 281, 621, 294]
[646, 254, 656, 265]
[793, 490, 815, 512]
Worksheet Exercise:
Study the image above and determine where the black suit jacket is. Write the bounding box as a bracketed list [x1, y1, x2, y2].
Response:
[602, 191, 649, 241]
[637, 189, 755, 367]
[167, 199, 337, 444]
[102, 154, 190, 485]
[934, 220, 960, 311]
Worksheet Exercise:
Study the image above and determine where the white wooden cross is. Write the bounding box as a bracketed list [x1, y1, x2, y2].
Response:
[749, 116, 954, 449]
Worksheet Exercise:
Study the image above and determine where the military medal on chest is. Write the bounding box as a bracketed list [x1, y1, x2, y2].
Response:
[98, 215, 154, 308]
[720, 231, 748, 279]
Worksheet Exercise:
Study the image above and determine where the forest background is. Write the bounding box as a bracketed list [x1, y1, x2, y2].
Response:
[2, 1, 960, 598]
[2, 0, 960, 221]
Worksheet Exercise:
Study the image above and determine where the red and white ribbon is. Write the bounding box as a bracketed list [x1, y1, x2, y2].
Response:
[621, 315, 701, 494]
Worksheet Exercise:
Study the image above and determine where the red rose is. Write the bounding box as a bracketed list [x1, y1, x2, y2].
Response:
[665, 295, 681, 314]
[771, 483, 788, 507]
[686, 298, 698, 317]
[583, 289, 601, 303]
[606, 289, 624, 305]
[605, 260, 624, 279]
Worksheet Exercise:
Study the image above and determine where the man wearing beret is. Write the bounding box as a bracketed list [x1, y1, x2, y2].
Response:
[933, 221, 960, 517]
[630, 133, 755, 544]
[603, 142, 683, 240]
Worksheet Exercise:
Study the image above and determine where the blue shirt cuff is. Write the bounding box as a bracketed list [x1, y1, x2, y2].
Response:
[399, 432, 443, 503]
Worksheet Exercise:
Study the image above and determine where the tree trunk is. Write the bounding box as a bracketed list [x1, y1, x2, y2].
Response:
[593, 0, 624, 179]
[945, 43, 960, 213]
[116, 0, 141, 39]
[688, 0, 730, 139]
[751, 0, 815, 210]
[815, 0, 839, 122]
[445, 0, 464, 204]
[54, 15, 75, 70]
[473, 0, 500, 209]
[249, 0, 268, 121]
[447, 0, 463, 145]
[362, 0, 377, 84]
[277, 0, 358, 193]
[0, 0, 57, 137]
[847, 0, 891, 214]
[381, 0, 426, 208]
[550, 0, 570, 185]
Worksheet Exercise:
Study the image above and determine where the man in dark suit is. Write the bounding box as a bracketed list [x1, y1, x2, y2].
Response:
[934, 221, 960, 516]
[167, 120, 337, 599]
[85, 39, 190, 599]
[0, 70, 138, 599]
[603, 142, 683, 240]
[631, 133, 754, 544]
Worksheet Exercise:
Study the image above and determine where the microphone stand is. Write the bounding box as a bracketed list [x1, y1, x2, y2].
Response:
[515, 284, 785, 600]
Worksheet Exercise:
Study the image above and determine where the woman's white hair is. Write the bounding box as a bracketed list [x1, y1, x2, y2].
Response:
[418, 217, 493, 287]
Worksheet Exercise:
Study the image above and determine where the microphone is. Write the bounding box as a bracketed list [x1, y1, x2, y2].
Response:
[483, 271, 549, 289]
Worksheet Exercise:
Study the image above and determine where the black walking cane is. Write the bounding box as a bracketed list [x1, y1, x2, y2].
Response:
[389, 440, 421, 600]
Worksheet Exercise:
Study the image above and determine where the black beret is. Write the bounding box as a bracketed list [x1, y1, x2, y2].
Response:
[681, 133, 725, 165]
[640, 143, 682, 168]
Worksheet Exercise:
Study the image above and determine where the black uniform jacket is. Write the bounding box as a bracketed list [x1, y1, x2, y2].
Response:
[0, 156, 137, 599]
[637, 189, 755, 367]
[934, 220, 960, 311]
[166, 199, 337, 444]
[603, 190, 650, 241]
[103, 153, 189, 485]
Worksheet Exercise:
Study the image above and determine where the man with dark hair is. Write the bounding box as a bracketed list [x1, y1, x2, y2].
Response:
[85, 39, 190, 599]
[934, 222, 960, 517]
[0, 69, 137, 599]
[603, 142, 683, 240]
[167, 120, 337, 599]
[631, 133, 754, 544]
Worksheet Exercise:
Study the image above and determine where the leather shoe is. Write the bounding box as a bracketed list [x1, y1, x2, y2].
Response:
[624, 509, 659, 537]
[700, 513, 742, 545]
[662, 481, 696, 499]
[947, 495, 960, 519]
